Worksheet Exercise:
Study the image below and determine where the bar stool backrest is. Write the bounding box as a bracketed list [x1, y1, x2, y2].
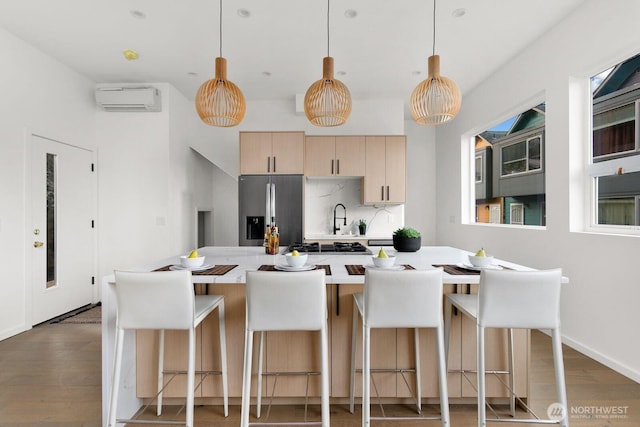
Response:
[245, 270, 326, 331]
[478, 268, 562, 329]
[114, 270, 195, 330]
[364, 268, 443, 328]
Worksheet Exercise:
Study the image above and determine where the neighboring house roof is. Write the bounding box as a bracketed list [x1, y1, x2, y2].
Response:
[478, 103, 545, 146]
[594, 53, 640, 99]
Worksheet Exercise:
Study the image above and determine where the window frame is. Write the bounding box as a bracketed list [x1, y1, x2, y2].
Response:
[588, 77, 640, 233]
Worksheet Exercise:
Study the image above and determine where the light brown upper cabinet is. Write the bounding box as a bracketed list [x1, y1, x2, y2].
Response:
[240, 132, 304, 175]
[304, 136, 365, 177]
[363, 136, 406, 204]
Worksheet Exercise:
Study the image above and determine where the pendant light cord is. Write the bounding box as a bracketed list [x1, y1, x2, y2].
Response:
[432, 0, 436, 56]
[327, 0, 330, 57]
[219, 0, 223, 57]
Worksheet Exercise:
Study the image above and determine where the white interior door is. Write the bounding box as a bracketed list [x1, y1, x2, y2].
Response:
[30, 135, 94, 325]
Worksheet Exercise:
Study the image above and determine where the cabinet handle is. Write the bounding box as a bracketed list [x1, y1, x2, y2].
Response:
[273, 156, 276, 173]
[331, 159, 334, 175]
[386, 185, 390, 200]
[381, 186, 384, 201]
[267, 157, 271, 173]
[336, 284, 340, 316]
[337, 159, 340, 175]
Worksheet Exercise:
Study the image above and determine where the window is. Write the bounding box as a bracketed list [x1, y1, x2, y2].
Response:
[589, 54, 640, 230]
[593, 103, 636, 159]
[501, 135, 542, 176]
[472, 103, 546, 226]
[510, 203, 524, 225]
[475, 156, 483, 183]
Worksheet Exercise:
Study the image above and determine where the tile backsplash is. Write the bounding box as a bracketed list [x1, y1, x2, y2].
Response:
[304, 177, 404, 237]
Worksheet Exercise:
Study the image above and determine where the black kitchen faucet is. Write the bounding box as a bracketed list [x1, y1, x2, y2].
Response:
[333, 203, 347, 235]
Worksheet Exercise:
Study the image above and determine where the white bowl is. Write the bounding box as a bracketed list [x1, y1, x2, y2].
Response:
[285, 253, 308, 267]
[372, 255, 396, 268]
[468, 255, 495, 268]
[179, 255, 205, 268]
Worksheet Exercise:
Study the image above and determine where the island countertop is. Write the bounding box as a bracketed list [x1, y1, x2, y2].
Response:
[117, 245, 533, 285]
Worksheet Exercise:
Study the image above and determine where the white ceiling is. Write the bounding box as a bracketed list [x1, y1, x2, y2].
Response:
[0, 0, 586, 116]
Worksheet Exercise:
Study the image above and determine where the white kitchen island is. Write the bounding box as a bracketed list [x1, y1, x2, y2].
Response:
[101, 246, 557, 424]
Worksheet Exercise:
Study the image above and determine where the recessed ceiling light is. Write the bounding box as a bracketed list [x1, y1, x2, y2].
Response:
[452, 8, 466, 18]
[123, 49, 139, 61]
[344, 9, 357, 19]
[412, 70, 422, 75]
[187, 72, 198, 77]
[130, 10, 146, 19]
[262, 71, 272, 77]
[337, 70, 347, 76]
[237, 8, 251, 18]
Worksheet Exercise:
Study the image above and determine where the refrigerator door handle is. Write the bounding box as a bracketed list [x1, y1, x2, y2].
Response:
[270, 183, 276, 225]
[265, 183, 271, 228]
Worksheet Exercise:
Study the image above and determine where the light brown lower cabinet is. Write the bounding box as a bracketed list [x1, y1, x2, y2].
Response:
[135, 283, 528, 402]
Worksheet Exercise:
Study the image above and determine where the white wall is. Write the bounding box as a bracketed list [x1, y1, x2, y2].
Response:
[0, 27, 96, 339]
[97, 83, 216, 281]
[434, 0, 640, 382]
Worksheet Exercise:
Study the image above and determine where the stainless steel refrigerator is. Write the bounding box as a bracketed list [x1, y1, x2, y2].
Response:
[238, 174, 303, 246]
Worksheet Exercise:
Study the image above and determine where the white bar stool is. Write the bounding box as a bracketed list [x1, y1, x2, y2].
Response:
[349, 268, 450, 427]
[444, 268, 568, 427]
[241, 269, 329, 427]
[108, 270, 229, 427]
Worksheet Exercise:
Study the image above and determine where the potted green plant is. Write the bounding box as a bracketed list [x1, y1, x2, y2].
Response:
[393, 227, 422, 252]
[358, 219, 367, 235]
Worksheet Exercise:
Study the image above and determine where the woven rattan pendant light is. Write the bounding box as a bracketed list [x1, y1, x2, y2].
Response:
[410, 0, 461, 125]
[304, 0, 351, 127]
[195, 0, 245, 127]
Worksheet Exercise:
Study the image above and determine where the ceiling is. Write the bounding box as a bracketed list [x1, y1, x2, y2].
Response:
[0, 0, 586, 117]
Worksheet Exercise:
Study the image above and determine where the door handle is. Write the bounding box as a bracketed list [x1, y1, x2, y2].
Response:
[337, 159, 340, 175]
[33, 241, 44, 248]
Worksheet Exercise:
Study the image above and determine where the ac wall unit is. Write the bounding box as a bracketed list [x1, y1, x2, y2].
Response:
[95, 87, 161, 112]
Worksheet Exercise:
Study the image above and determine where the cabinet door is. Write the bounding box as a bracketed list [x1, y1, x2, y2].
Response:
[335, 136, 365, 176]
[330, 284, 397, 398]
[363, 136, 387, 203]
[305, 136, 336, 176]
[240, 132, 272, 175]
[272, 132, 304, 174]
[384, 136, 406, 203]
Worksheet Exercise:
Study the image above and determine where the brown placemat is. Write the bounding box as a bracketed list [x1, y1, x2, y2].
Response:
[153, 264, 238, 275]
[433, 264, 480, 275]
[258, 265, 332, 275]
[346, 264, 415, 275]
